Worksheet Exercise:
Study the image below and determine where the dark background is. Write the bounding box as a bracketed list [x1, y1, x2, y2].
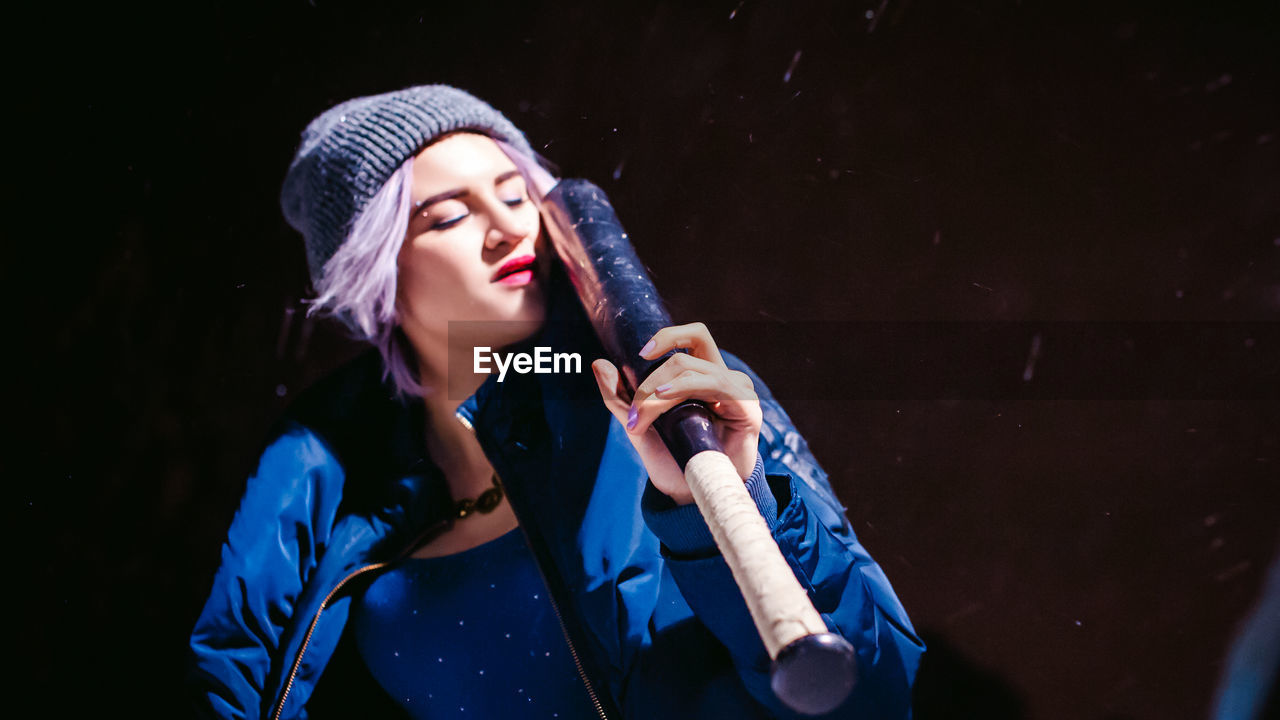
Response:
[15, 0, 1278, 718]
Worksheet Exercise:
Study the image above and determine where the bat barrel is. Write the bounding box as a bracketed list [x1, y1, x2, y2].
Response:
[540, 179, 720, 467]
[539, 179, 670, 388]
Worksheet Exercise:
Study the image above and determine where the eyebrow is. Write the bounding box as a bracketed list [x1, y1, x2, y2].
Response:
[411, 170, 523, 212]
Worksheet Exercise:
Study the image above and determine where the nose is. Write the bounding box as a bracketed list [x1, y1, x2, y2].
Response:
[484, 202, 534, 250]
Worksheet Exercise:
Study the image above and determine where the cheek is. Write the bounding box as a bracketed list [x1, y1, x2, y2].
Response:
[521, 204, 543, 234]
[398, 241, 485, 311]
[531, 215, 551, 256]
[397, 251, 453, 317]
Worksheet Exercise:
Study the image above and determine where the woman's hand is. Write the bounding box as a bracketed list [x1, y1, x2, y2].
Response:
[590, 322, 762, 505]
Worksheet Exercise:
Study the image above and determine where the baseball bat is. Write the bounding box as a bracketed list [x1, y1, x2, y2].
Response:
[538, 178, 857, 716]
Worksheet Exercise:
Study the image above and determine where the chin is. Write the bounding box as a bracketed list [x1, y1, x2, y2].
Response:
[484, 311, 545, 349]
[471, 287, 546, 345]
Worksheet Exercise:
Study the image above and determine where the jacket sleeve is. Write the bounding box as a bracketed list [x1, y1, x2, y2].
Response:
[187, 425, 346, 720]
[637, 357, 925, 719]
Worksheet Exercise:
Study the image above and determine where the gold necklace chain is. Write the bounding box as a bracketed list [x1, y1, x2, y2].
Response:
[452, 473, 504, 519]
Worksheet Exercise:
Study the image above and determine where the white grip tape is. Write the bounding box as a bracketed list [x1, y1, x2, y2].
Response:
[684, 450, 829, 658]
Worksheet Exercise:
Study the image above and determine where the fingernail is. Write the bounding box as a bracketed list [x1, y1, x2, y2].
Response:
[626, 405, 638, 430]
[655, 383, 671, 393]
[639, 339, 656, 357]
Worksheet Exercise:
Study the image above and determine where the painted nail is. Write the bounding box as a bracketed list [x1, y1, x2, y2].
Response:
[639, 339, 656, 357]
[655, 383, 671, 393]
[626, 405, 638, 430]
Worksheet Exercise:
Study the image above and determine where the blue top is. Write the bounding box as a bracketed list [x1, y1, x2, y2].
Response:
[352, 526, 602, 719]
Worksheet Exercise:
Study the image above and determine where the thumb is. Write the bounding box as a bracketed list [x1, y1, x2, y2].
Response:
[590, 359, 631, 422]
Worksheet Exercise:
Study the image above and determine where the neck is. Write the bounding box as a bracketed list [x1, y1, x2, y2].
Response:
[414, 334, 501, 501]
[403, 319, 542, 499]
[421, 394, 494, 500]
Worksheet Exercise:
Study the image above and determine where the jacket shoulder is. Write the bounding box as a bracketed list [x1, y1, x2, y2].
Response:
[721, 349, 851, 525]
[266, 348, 427, 511]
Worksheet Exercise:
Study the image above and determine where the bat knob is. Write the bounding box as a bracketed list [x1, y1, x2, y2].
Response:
[770, 632, 858, 716]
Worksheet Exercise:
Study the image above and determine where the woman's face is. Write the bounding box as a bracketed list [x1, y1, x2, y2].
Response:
[396, 132, 550, 355]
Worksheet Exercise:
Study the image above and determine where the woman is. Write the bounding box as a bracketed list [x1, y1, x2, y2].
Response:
[189, 84, 924, 719]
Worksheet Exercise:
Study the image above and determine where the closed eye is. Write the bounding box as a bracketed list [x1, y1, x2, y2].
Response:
[430, 214, 468, 231]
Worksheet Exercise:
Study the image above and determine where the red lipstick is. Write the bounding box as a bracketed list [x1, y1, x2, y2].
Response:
[492, 254, 537, 285]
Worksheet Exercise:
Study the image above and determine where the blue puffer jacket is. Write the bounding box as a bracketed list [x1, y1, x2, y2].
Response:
[188, 266, 924, 719]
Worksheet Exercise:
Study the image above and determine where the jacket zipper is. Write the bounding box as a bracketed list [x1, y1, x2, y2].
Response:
[268, 562, 388, 720]
[456, 410, 610, 720]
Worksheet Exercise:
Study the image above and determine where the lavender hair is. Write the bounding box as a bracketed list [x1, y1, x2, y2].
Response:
[304, 134, 557, 400]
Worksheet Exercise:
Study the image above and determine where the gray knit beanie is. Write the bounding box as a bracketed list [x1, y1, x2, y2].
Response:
[280, 84, 535, 285]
